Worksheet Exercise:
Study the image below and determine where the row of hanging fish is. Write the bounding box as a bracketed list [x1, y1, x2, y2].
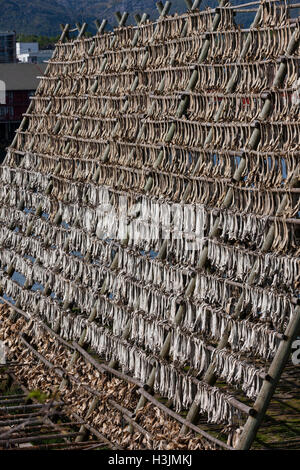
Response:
[0, 226, 291, 351]
[0, 176, 296, 258]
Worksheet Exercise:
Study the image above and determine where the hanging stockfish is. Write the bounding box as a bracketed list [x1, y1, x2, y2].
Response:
[194, 382, 242, 425]
[212, 348, 265, 399]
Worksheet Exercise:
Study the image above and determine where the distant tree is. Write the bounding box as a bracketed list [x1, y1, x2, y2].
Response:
[16, 34, 60, 49]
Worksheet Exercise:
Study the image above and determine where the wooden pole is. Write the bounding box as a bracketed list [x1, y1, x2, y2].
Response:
[180, 20, 300, 436]
[138, 388, 233, 450]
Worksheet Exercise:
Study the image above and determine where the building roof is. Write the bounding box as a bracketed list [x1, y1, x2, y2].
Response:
[0, 63, 47, 91]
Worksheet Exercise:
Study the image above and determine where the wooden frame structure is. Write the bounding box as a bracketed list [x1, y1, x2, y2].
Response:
[0, 0, 299, 450]
[0, 370, 111, 450]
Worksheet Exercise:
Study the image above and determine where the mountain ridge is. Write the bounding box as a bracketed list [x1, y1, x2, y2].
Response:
[0, 1, 266, 36]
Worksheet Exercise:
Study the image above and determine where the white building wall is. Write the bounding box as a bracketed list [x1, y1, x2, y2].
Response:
[16, 42, 39, 55]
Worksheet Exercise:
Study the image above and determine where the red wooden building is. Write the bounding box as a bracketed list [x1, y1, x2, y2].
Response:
[0, 63, 46, 148]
